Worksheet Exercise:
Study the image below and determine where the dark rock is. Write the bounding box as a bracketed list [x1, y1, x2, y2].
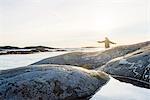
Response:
[23, 46, 58, 50]
[32, 41, 150, 69]
[0, 46, 20, 50]
[101, 46, 150, 88]
[55, 49, 67, 52]
[0, 64, 109, 100]
[31, 48, 49, 52]
[0, 46, 59, 55]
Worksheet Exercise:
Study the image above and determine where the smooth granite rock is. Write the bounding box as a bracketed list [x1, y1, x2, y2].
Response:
[101, 46, 150, 88]
[32, 41, 150, 69]
[0, 64, 109, 100]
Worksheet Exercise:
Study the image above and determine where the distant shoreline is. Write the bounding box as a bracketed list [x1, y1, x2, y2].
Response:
[0, 46, 99, 55]
[0, 46, 66, 55]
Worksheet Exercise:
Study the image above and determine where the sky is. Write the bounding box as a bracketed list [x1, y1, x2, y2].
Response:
[0, 0, 149, 48]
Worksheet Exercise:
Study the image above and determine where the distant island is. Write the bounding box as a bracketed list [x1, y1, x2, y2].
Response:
[0, 46, 67, 55]
[0, 46, 98, 55]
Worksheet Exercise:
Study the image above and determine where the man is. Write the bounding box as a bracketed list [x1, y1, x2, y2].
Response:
[97, 37, 116, 48]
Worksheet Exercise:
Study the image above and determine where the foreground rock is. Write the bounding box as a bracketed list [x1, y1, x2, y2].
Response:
[32, 41, 150, 69]
[101, 46, 150, 88]
[0, 64, 109, 100]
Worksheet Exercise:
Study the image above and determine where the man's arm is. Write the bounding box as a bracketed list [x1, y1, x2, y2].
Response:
[109, 41, 116, 44]
[97, 41, 105, 43]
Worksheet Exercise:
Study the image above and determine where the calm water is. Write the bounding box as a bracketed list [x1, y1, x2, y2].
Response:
[0, 51, 149, 100]
[0, 52, 68, 70]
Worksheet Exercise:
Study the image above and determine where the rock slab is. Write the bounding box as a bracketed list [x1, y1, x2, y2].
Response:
[0, 64, 109, 100]
[32, 41, 150, 69]
[101, 46, 150, 88]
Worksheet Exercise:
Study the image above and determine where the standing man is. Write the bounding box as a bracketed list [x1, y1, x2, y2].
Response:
[97, 37, 116, 48]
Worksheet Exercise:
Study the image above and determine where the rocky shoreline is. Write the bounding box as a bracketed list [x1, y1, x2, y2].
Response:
[101, 45, 150, 88]
[0, 46, 98, 55]
[33, 41, 150, 89]
[0, 41, 149, 100]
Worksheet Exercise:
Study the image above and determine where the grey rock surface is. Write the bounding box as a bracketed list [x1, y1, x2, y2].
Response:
[101, 46, 150, 88]
[0, 64, 109, 100]
[32, 41, 150, 69]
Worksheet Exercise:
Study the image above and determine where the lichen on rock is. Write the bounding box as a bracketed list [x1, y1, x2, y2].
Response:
[0, 64, 109, 100]
[101, 46, 150, 88]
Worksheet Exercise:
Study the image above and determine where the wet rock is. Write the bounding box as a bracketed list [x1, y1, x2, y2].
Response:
[101, 46, 150, 88]
[32, 41, 150, 69]
[0, 64, 109, 100]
